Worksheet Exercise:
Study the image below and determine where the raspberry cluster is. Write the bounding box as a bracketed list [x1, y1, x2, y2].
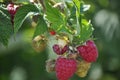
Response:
[46, 36, 98, 80]
[7, 3, 19, 24]
[5, 2, 98, 80]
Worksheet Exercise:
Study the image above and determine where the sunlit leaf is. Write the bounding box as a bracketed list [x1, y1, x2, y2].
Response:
[45, 1, 65, 31]
[73, 0, 81, 16]
[80, 19, 94, 42]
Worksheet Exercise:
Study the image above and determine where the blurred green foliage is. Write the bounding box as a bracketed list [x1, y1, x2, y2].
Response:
[0, 0, 120, 80]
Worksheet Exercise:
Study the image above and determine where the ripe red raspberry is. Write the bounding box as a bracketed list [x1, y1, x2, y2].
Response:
[55, 57, 77, 80]
[76, 40, 98, 62]
[7, 3, 16, 16]
[53, 44, 68, 55]
[50, 31, 56, 35]
[7, 3, 19, 24]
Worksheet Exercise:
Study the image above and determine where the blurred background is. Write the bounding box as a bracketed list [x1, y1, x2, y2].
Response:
[0, 0, 120, 80]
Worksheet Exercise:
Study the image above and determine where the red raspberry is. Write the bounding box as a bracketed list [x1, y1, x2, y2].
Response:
[77, 40, 98, 62]
[55, 57, 77, 80]
[53, 44, 68, 55]
[7, 3, 19, 24]
[7, 3, 16, 15]
[50, 31, 56, 35]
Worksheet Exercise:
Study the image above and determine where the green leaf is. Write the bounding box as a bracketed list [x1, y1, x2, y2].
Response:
[80, 19, 94, 42]
[45, 1, 64, 31]
[73, 0, 81, 17]
[33, 16, 48, 38]
[57, 25, 75, 35]
[14, 4, 39, 34]
[73, 19, 94, 44]
[0, 7, 13, 46]
[73, 0, 81, 35]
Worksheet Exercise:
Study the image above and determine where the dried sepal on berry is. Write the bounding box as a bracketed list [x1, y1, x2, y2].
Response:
[46, 59, 56, 72]
[56, 34, 69, 46]
[75, 60, 91, 77]
[57, 38, 68, 48]
[32, 35, 47, 52]
[67, 53, 78, 59]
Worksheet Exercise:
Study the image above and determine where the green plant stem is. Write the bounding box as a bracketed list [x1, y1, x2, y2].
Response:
[79, 14, 82, 36]
[76, 14, 80, 35]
